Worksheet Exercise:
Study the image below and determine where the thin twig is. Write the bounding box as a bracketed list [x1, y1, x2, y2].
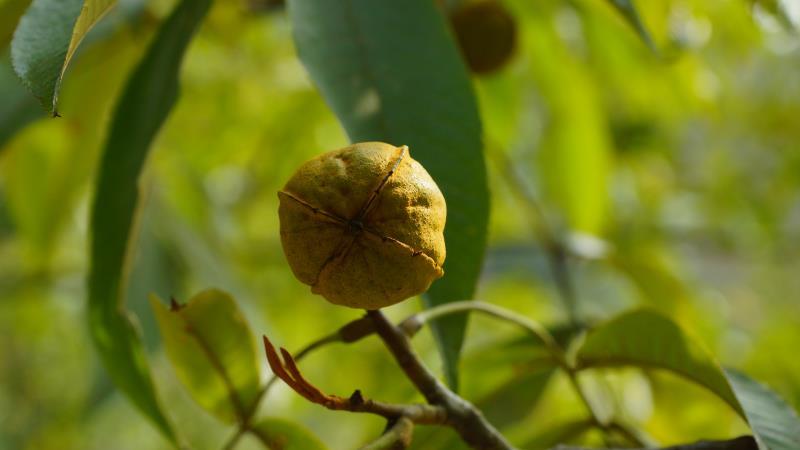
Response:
[366, 310, 514, 450]
[399, 300, 645, 446]
[221, 331, 343, 450]
[262, 335, 448, 424]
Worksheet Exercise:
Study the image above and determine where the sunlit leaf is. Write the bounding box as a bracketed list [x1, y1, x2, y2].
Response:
[10, 0, 115, 114]
[87, 0, 210, 441]
[575, 309, 744, 416]
[726, 368, 800, 450]
[605, 0, 656, 50]
[287, 0, 487, 390]
[150, 290, 261, 423]
[250, 418, 328, 450]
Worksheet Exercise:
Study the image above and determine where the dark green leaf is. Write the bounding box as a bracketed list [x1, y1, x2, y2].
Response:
[10, 0, 115, 113]
[287, 0, 487, 390]
[606, 0, 656, 50]
[726, 369, 800, 450]
[250, 418, 328, 450]
[87, 0, 210, 442]
[575, 309, 744, 416]
[150, 290, 261, 423]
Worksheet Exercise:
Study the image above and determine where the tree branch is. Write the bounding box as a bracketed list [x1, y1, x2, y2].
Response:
[366, 310, 514, 450]
[550, 435, 758, 450]
[263, 335, 448, 425]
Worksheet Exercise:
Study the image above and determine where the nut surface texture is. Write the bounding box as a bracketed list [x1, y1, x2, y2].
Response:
[278, 142, 446, 309]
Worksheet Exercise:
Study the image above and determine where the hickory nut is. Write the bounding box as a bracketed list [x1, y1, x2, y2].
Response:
[278, 142, 447, 310]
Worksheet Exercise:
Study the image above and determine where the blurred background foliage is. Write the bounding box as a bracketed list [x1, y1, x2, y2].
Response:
[1, 0, 799, 448]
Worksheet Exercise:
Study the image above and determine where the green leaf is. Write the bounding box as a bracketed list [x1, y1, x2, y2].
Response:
[576, 310, 800, 449]
[250, 418, 328, 450]
[87, 0, 210, 442]
[575, 309, 744, 416]
[150, 290, 261, 423]
[605, 0, 656, 50]
[726, 369, 800, 450]
[10, 0, 115, 114]
[287, 0, 488, 391]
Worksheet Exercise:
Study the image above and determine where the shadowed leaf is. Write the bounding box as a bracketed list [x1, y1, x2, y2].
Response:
[576, 309, 743, 416]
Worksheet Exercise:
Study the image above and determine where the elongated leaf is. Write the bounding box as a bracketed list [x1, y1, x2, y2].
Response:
[606, 0, 655, 50]
[151, 290, 261, 423]
[575, 309, 743, 416]
[287, 0, 487, 390]
[250, 418, 328, 450]
[726, 369, 800, 450]
[11, 0, 115, 113]
[87, 0, 210, 441]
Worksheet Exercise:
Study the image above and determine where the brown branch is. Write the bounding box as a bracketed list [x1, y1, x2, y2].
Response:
[550, 435, 758, 450]
[366, 310, 513, 450]
[222, 318, 374, 450]
[262, 335, 447, 425]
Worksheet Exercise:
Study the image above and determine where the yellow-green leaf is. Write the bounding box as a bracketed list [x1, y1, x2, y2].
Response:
[150, 290, 261, 423]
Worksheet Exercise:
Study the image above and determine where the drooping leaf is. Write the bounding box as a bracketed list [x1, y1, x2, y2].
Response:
[10, 0, 115, 114]
[87, 0, 210, 442]
[250, 418, 328, 450]
[605, 0, 656, 50]
[576, 310, 800, 449]
[575, 309, 744, 416]
[287, 0, 488, 390]
[726, 368, 800, 450]
[150, 290, 261, 423]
